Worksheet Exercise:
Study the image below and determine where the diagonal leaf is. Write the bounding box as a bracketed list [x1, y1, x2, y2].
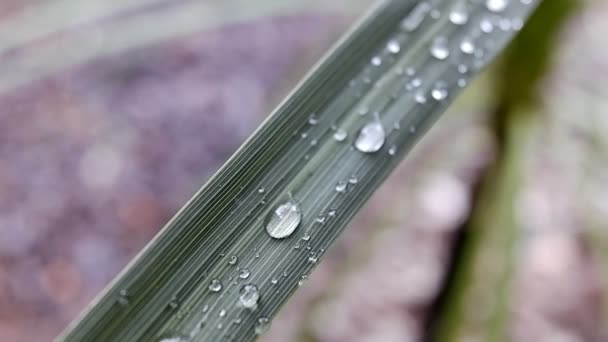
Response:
[58, 0, 540, 341]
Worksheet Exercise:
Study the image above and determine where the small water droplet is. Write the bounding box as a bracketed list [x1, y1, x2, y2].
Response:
[401, 2, 431, 31]
[117, 289, 129, 306]
[431, 83, 448, 101]
[486, 0, 508, 12]
[168, 297, 179, 309]
[388, 145, 397, 156]
[217, 323, 223, 330]
[202, 304, 209, 313]
[406, 67, 416, 76]
[302, 233, 311, 241]
[460, 39, 475, 54]
[271, 277, 279, 285]
[308, 252, 318, 264]
[308, 114, 319, 125]
[298, 275, 309, 286]
[228, 255, 238, 266]
[355, 116, 385, 153]
[449, 7, 468, 25]
[371, 56, 382, 66]
[300, 132, 308, 139]
[430, 36, 450, 60]
[310, 139, 318, 147]
[335, 180, 347, 193]
[233, 318, 242, 325]
[348, 175, 358, 184]
[254, 317, 270, 335]
[458, 64, 469, 74]
[409, 126, 417, 133]
[458, 78, 467, 87]
[328, 209, 337, 217]
[219, 309, 226, 317]
[414, 91, 427, 104]
[386, 40, 401, 54]
[209, 279, 222, 292]
[315, 215, 326, 224]
[239, 284, 260, 309]
[258, 187, 265, 194]
[480, 19, 494, 33]
[265, 197, 302, 239]
[333, 128, 347, 142]
[239, 269, 250, 279]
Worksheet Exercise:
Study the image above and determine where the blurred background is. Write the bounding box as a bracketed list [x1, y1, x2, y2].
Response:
[0, 0, 606, 341]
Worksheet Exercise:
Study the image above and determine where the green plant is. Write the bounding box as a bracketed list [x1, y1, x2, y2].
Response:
[58, 1, 540, 341]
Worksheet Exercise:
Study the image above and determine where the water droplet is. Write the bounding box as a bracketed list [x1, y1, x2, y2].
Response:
[254, 317, 270, 335]
[371, 56, 382, 66]
[239, 284, 259, 309]
[298, 275, 309, 286]
[335, 180, 348, 193]
[310, 139, 318, 147]
[302, 233, 311, 241]
[258, 187, 265, 194]
[239, 269, 250, 279]
[308, 252, 318, 264]
[460, 39, 475, 54]
[431, 83, 448, 101]
[308, 114, 319, 125]
[480, 19, 494, 33]
[209, 279, 222, 292]
[430, 36, 450, 60]
[458, 78, 467, 87]
[300, 132, 308, 139]
[117, 289, 129, 306]
[406, 67, 416, 76]
[449, 7, 468, 25]
[355, 116, 385, 153]
[401, 2, 431, 31]
[202, 304, 209, 313]
[486, 0, 508, 12]
[348, 175, 358, 184]
[386, 40, 401, 54]
[315, 215, 326, 224]
[219, 309, 226, 317]
[228, 255, 238, 266]
[458, 64, 469, 74]
[328, 209, 337, 217]
[168, 297, 179, 309]
[270, 277, 279, 285]
[217, 323, 223, 330]
[265, 197, 302, 239]
[233, 318, 242, 325]
[333, 128, 348, 142]
[388, 145, 397, 156]
[414, 91, 427, 104]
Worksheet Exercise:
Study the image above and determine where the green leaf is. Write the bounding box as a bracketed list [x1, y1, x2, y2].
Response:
[58, 1, 540, 341]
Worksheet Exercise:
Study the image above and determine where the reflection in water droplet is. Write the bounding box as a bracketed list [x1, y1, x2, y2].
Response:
[209, 279, 222, 292]
[239, 284, 260, 309]
[355, 117, 385, 153]
[265, 198, 302, 239]
[335, 180, 347, 193]
[430, 36, 450, 60]
[486, 0, 508, 12]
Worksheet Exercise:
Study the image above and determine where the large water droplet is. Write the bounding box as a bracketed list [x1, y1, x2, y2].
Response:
[430, 37, 450, 60]
[254, 317, 270, 335]
[355, 117, 385, 153]
[333, 128, 348, 142]
[239, 284, 260, 309]
[486, 0, 508, 12]
[209, 279, 222, 292]
[401, 2, 431, 31]
[265, 198, 302, 239]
